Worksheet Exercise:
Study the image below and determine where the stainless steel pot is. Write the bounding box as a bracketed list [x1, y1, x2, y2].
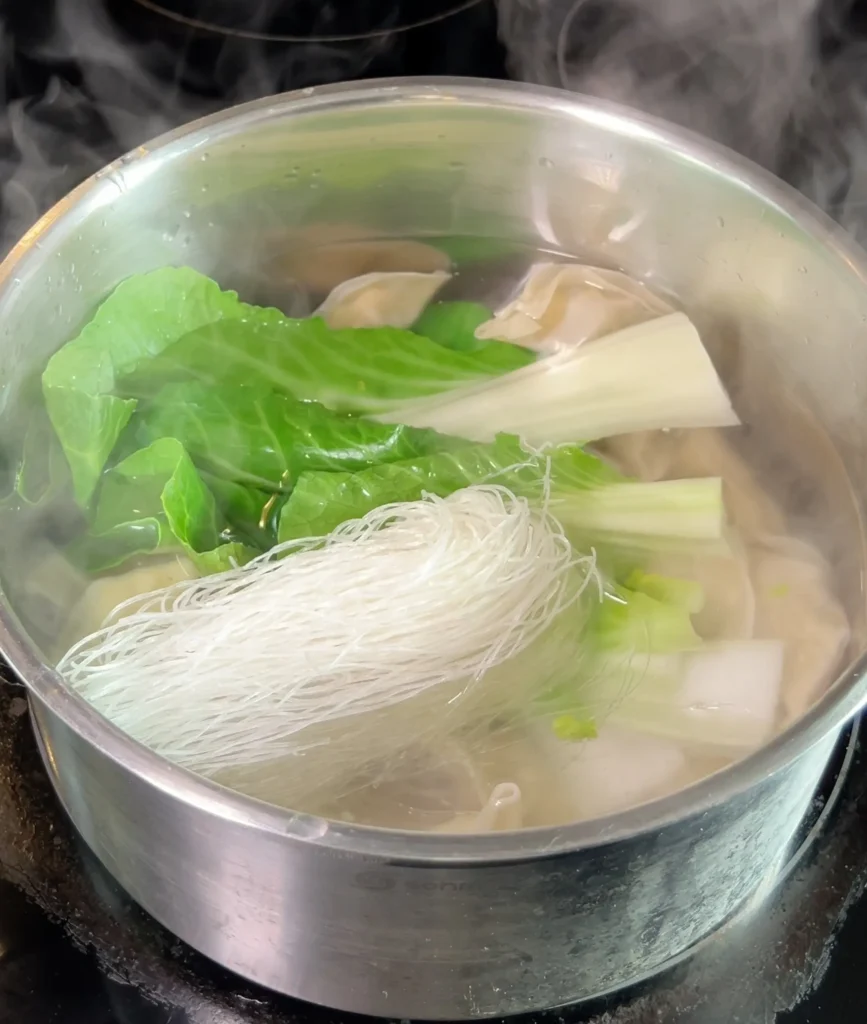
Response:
[1, 79, 867, 1020]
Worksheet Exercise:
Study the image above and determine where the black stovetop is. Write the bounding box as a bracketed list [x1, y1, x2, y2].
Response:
[3, 2, 867, 1022]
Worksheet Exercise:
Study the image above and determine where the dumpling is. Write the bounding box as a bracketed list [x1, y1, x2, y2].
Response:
[23, 547, 90, 660]
[268, 222, 452, 293]
[749, 535, 850, 724]
[61, 555, 198, 653]
[599, 429, 680, 483]
[603, 428, 788, 538]
[475, 262, 673, 352]
[647, 541, 756, 642]
[313, 270, 451, 329]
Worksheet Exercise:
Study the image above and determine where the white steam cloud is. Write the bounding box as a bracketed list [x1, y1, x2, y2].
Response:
[497, 0, 867, 240]
[3, 0, 867, 250]
[0, 0, 398, 254]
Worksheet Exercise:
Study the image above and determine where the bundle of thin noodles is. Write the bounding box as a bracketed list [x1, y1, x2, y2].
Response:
[58, 485, 598, 797]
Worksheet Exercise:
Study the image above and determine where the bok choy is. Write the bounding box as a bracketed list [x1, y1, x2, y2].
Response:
[277, 435, 726, 548]
[42, 267, 264, 504]
[376, 313, 740, 444]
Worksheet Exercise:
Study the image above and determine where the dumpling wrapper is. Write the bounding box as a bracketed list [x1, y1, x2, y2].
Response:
[313, 270, 451, 329]
[647, 541, 756, 642]
[749, 536, 851, 724]
[24, 548, 91, 661]
[268, 223, 452, 293]
[475, 262, 673, 352]
[61, 555, 198, 654]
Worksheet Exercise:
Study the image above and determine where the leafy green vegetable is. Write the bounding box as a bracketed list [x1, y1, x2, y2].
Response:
[191, 542, 258, 575]
[278, 435, 618, 542]
[42, 267, 265, 504]
[120, 314, 535, 414]
[552, 715, 598, 741]
[201, 471, 286, 549]
[69, 437, 224, 572]
[431, 236, 522, 264]
[67, 520, 162, 575]
[413, 301, 493, 352]
[532, 575, 705, 735]
[30, 265, 530, 576]
[135, 382, 461, 492]
[43, 389, 136, 509]
[277, 432, 722, 551]
[589, 586, 702, 655]
[623, 569, 705, 615]
[93, 438, 218, 549]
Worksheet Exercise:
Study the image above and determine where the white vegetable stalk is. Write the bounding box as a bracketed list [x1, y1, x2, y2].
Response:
[606, 640, 785, 755]
[377, 312, 740, 445]
[553, 478, 726, 546]
[57, 486, 598, 791]
[543, 724, 688, 819]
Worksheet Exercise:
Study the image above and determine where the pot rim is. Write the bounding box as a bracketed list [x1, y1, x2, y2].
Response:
[3, 76, 867, 863]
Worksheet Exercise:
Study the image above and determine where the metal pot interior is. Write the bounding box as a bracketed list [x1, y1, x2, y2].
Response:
[1, 78, 867, 833]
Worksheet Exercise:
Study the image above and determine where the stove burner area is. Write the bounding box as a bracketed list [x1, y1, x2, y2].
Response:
[0, 673, 865, 1024]
[105, 0, 505, 96]
[124, 0, 490, 40]
[0, 0, 505, 253]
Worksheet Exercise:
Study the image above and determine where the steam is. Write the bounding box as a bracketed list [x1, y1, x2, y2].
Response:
[0, 0, 402, 256]
[1, 1, 200, 253]
[4, 0, 867, 251]
[497, 0, 867, 241]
